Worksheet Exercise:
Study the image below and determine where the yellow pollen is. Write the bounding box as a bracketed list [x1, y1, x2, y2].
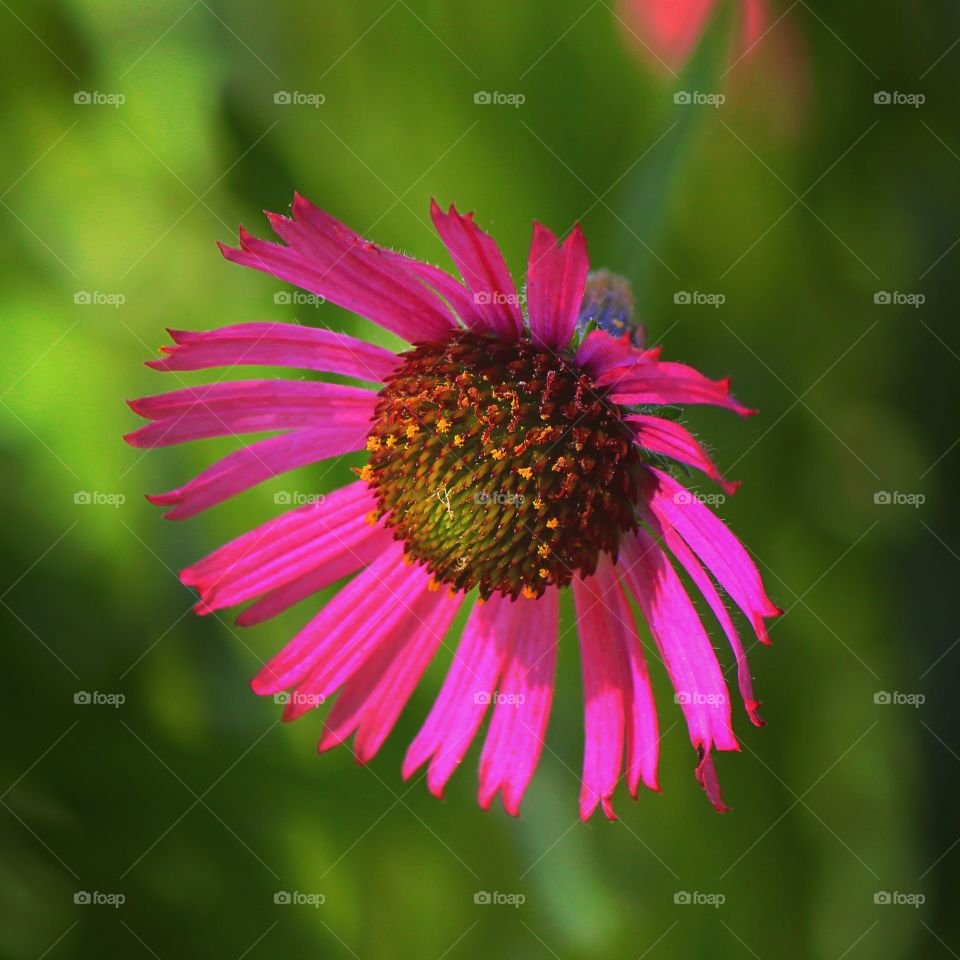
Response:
[546, 517, 559, 529]
[453, 434, 465, 447]
[517, 467, 533, 480]
[366, 436, 381, 451]
[552, 457, 569, 472]
[537, 544, 550, 558]
[539, 568, 549, 579]
[365, 511, 379, 527]
[357, 464, 375, 483]
[427, 577, 441, 592]
[436, 417, 450, 433]
[385, 434, 397, 448]
[522, 585, 538, 599]
[533, 497, 544, 509]
[490, 448, 506, 461]
[406, 424, 420, 439]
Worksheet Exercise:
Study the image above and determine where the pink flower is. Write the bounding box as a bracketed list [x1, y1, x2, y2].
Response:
[127, 195, 780, 819]
[618, 0, 769, 73]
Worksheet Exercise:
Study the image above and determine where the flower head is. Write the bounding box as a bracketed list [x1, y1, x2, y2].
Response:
[127, 194, 780, 819]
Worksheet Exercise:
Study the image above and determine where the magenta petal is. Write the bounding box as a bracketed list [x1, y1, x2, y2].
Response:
[318, 588, 462, 761]
[572, 564, 628, 821]
[182, 481, 379, 612]
[430, 200, 524, 340]
[403, 595, 511, 797]
[125, 380, 375, 447]
[148, 424, 369, 520]
[696, 748, 730, 814]
[478, 589, 559, 816]
[626, 414, 738, 495]
[148, 323, 400, 383]
[619, 529, 739, 762]
[600, 358, 756, 416]
[253, 545, 427, 696]
[640, 502, 763, 727]
[575, 329, 661, 378]
[641, 467, 782, 644]
[218, 195, 457, 343]
[526, 222, 589, 352]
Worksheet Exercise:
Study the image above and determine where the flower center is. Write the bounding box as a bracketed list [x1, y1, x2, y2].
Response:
[362, 331, 642, 600]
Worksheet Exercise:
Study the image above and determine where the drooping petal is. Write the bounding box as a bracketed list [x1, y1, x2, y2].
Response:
[619, 528, 738, 809]
[641, 466, 782, 645]
[181, 481, 379, 613]
[526, 222, 589, 352]
[430, 200, 524, 340]
[478, 589, 559, 816]
[319, 588, 462, 761]
[125, 380, 375, 447]
[252, 543, 427, 697]
[147, 323, 400, 384]
[576, 328, 661, 378]
[626, 414, 738, 495]
[218, 194, 458, 343]
[640, 502, 763, 727]
[403, 594, 512, 797]
[601, 359, 756, 415]
[147, 424, 370, 520]
[573, 564, 628, 820]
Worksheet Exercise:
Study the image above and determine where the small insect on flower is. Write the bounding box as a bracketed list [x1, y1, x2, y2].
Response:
[127, 195, 781, 820]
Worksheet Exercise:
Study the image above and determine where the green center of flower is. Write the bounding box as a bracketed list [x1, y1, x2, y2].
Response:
[361, 331, 642, 599]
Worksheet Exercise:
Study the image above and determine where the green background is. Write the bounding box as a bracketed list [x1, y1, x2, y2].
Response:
[2, 1, 958, 957]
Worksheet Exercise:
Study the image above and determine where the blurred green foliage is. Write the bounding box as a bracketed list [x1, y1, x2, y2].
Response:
[2, 1, 958, 957]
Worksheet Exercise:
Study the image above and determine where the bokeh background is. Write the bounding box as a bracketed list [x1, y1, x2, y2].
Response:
[2, 1, 958, 957]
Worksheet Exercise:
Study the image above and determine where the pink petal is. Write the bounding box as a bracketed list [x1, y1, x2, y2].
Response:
[218, 194, 457, 343]
[147, 323, 400, 383]
[382, 252, 488, 331]
[182, 481, 379, 612]
[626, 414, 738, 495]
[641, 467, 782, 644]
[576, 328, 661, 378]
[574, 555, 661, 816]
[572, 564, 628, 820]
[640, 502, 763, 726]
[318, 588, 462, 760]
[430, 200, 524, 340]
[147, 423, 370, 520]
[236, 526, 391, 626]
[252, 543, 427, 696]
[619, 529, 738, 763]
[526, 222, 589, 352]
[403, 595, 512, 797]
[601, 359, 756, 416]
[478, 589, 559, 816]
[125, 380, 375, 447]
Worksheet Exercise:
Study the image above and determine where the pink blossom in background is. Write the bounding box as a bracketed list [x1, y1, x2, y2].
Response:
[127, 194, 780, 820]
